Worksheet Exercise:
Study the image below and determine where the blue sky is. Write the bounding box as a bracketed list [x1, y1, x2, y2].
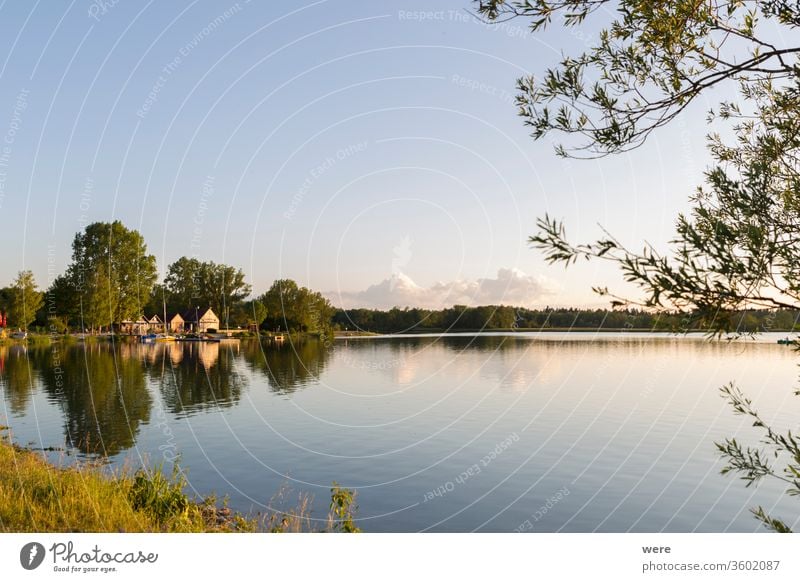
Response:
[0, 0, 717, 308]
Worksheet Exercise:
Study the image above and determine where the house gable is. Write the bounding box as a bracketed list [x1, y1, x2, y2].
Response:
[199, 308, 219, 323]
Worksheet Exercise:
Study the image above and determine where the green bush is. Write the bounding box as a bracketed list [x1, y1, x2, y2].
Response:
[128, 465, 190, 526]
[328, 482, 361, 533]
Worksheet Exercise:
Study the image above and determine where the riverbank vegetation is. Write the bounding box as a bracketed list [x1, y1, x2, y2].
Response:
[333, 306, 800, 335]
[7, 302, 800, 342]
[0, 437, 252, 532]
[0, 436, 359, 533]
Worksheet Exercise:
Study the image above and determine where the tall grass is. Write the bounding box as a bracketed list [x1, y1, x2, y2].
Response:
[262, 481, 361, 533]
[0, 436, 359, 533]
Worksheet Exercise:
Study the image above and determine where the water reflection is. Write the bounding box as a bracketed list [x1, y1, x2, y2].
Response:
[338, 334, 531, 356]
[0, 338, 332, 456]
[2, 333, 798, 531]
[0, 345, 45, 415]
[4, 333, 781, 452]
[148, 342, 246, 416]
[37, 342, 152, 455]
[240, 338, 330, 393]
[1, 335, 775, 455]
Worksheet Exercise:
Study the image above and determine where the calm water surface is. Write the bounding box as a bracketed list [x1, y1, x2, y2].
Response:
[2, 332, 799, 532]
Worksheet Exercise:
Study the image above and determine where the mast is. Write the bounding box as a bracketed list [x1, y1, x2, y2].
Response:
[162, 285, 170, 337]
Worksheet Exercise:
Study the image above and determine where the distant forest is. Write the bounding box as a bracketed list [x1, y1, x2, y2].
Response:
[332, 306, 800, 335]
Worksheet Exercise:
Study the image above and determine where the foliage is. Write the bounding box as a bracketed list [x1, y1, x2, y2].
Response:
[248, 299, 268, 327]
[477, 0, 800, 530]
[163, 257, 252, 323]
[62, 221, 157, 329]
[327, 482, 361, 533]
[1, 271, 45, 330]
[475, 0, 800, 157]
[0, 439, 359, 533]
[260, 279, 334, 333]
[45, 275, 80, 330]
[81, 268, 118, 332]
[162, 256, 199, 312]
[264, 481, 361, 533]
[334, 305, 800, 334]
[716, 383, 799, 532]
[128, 464, 190, 525]
[37, 222, 334, 335]
[530, 78, 800, 332]
[143, 283, 170, 316]
[0, 287, 9, 324]
[46, 314, 69, 334]
[335, 305, 514, 332]
[0, 439, 254, 532]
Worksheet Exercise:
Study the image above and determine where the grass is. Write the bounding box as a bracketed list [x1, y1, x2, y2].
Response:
[0, 333, 54, 346]
[0, 438, 252, 532]
[262, 481, 361, 533]
[0, 435, 359, 533]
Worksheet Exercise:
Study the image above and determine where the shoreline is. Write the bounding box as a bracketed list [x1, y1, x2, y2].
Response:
[334, 328, 798, 337]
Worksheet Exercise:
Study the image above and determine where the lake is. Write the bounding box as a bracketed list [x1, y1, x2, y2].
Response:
[2, 332, 799, 532]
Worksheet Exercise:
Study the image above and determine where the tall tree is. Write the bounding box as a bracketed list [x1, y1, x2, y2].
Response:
[45, 274, 80, 332]
[206, 262, 251, 326]
[163, 257, 251, 322]
[3, 271, 45, 330]
[162, 256, 201, 313]
[66, 221, 157, 325]
[260, 279, 333, 332]
[143, 283, 170, 317]
[245, 299, 268, 329]
[82, 269, 118, 333]
[261, 279, 300, 331]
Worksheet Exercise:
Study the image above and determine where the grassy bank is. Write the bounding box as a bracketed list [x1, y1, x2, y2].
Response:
[0, 334, 54, 347]
[0, 437, 359, 533]
[0, 438, 255, 532]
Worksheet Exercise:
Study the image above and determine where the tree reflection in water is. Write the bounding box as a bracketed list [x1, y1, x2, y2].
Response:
[1, 338, 333, 457]
[240, 338, 330, 394]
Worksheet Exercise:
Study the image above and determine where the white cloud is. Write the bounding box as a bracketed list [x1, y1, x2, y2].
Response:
[326, 268, 559, 310]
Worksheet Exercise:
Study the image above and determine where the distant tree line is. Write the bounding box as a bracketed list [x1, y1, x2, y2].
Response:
[333, 306, 800, 334]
